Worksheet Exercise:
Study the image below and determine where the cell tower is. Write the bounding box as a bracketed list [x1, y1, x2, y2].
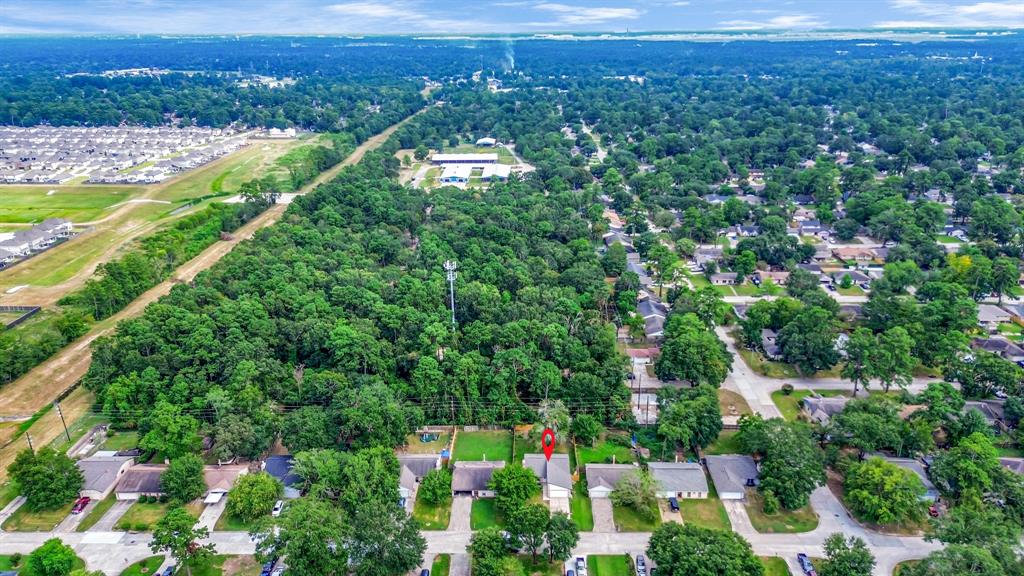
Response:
[444, 260, 458, 330]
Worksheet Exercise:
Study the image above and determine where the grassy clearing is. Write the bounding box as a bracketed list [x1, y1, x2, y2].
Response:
[214, 511, 258, 532]
[677, 478, 730, 531]
[587, 555, 630, 576]
[612, 502, 660, 532]
[705, 431, 743, 455]
[576, 433, 634, 467]
[403, 432, 450, 454]
[745, 490, 819, 533]
[452, 430, 513, 463]
[413, 498, 452, 531]
[431, 554, 451, 576]
[0, 554, 84, 575]
[102, 430, 140, 452]
[570, 482, 594, 531]
[718, 389, 752, 417]
[2, 501, 73, 531]
[935, 235, 961, 244]
[185, 554, 261, 576]
[771, 389, 849, 421]
[513, 556, 563, 576]
[736, 347, 801, 379]
[760, 557, 790, 576]
[76, 492, 118, 532]
[0, 482, 19, 508]
[471, 498, 501, 530]
[116, 501, 203, 531]
[837, 285, 865, 296]
[0, 185, 142, 223]
[121, 556, 165, 576]
[998, 446, 1024, 458]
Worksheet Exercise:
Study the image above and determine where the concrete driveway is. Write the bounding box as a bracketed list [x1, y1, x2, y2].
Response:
[448, 497, 472, 531]
[449, 553, 470, 576]
[88, 500, 133, 532]
[658, 500, 681, 525]
[591, 498, 615, 533]
[549, 497, 570, 515]
[196, 499, 222, 531]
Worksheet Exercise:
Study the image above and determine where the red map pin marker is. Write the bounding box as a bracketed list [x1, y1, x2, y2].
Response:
[542, 428, 556, 461]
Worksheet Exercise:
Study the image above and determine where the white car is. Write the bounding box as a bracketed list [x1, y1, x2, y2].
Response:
[271, 500, 284, 517]
[575, 557, 587, 576]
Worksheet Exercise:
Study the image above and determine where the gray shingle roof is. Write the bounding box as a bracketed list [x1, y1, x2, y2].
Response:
[648, 462, 708, 493]
[705, 455, 759, 494]
[522, 453, 572, 490]
[451, 461, 505, 492]
[585, 464, 636, 491]
[77, 456, 133, 493]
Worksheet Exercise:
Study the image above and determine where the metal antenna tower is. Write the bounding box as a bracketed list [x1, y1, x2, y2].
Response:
[444, 260, 458, 330]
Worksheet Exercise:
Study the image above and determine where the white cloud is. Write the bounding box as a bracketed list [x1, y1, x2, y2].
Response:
[875, 1, 1024, 28]
[670, 1, 691, 6]
[533, 2, 642, 25]
[717, 13, 827, 30]
[325, 1, 497, 31]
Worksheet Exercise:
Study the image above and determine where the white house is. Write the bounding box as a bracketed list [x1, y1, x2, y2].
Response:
[585, 464, 636, 498]
[648, 462, 709, 499]
[522, 453, 572, 500]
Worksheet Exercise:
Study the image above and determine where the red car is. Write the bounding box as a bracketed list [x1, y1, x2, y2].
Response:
[928, 505, 939, 518]
[71, 497, 91, 514]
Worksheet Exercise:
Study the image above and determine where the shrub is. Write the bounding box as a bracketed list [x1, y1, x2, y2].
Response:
[781, 384, 794, 396]
[136, 522, 149, 531]
[159, 494, 169, 503]
[10, 553, 22, 566]
[762, 490, 780, 514]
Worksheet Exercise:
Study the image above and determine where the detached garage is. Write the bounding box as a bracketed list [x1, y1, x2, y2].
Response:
[705, 455, 759, 501]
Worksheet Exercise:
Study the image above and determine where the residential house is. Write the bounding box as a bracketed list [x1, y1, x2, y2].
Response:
[637, 296, 666, 341]
[710, 272, 738, 286]
[754, 271, 789, 286]
[77, 455, 134, 500]
[801, 395, 851, 425]
[971, 337, 1024, 363]
[522, 453, 572, 500]
[977, 304, 1011, 332]
[798, 220, 824, 236]
[797, 263, 823, 274]
[203, 465, 248, 504]
[793, 194, 815, 205]
[585, 464, 637, 499]
[398, 454, 441, 500]
[1000, 458, 1024, 475]
[694, 247, 723, 267]
[838, 304, 863, 322]
[263, 455, 302, 499]
[963, 400, 1007, 431]
[452, 461, 505, 497]
[830, 270, 871, 285]
[761, 329, 782, 360]
[648, 462, 709, 499]
[439, 164, 471, 184]
[832, 247, 877, 264]
[874, 456, 939, 502]
[481, 164, 511, 182]
[115, 465, 167, 500]
[705, 455, 759, 500]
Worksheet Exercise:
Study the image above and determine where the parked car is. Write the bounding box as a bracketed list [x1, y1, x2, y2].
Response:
[161, 566, 175, 576]
[668, 497, 679, 512]
[566, 571, 575, 576]
[398, 497, 407, 508]
[575, 557, 588, 576]
[797, 553, 817, 576]
[71, 497, 91, 514]
[826, 284, 836, 291]
[260, 559, 277, 576]
[271, 500, 284, 517]
[420, 570, 430, 576]
[635, 555, 647, 576]
[271, 568, 284, 576]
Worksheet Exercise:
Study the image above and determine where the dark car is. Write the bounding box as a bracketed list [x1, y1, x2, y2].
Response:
[635, 555, 647, 576]
[260, 559, 277, 576]
[668, 497, 679, 512]
[71, 497, 91, 514]
[797, 553, 817, 576]
[161, 566, 175, 576]
[420, 570, 430, 576]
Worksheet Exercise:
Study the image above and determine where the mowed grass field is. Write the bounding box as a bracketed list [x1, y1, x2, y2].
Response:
[0, 185, 141, 223]
[0, 137, 308, 292]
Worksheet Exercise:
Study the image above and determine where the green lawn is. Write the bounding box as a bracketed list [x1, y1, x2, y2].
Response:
[2, 501, 73, 531]
[837, 285, 865, 296]
[452, 430, 513, 463]
[116, 501, 203, 531]
[760, 557, 790, 576]
[0, 185, 142, 223]
[180, 554, 261, 576]
[76, 492, 118, 532]
[512, 556, 563, 576]
[612, 502, 660, 532]
[587, 555, 631, 576]
[403, 432, 450, 454]
[998, 446, 1024, 458]
[771, 389, 849, 421]
[214, 511, 258, 532]
[102, 431, 140, 452]
[121, 556, 165, 576]
[0, 553, 84, 576]
[894, 560, 920, 575]
[576, 433, 634, 467]
[732, 283, 759, 296]
[736, 347, 800, 378]
[0, 482, 19, 508]
[413, 498, 452, 531]
[745, 490, 819, 533]
[570, 482, 594, 531]
[471, 498, 501, 530]
[936, 234, 961, 244]
[677, 479, 730, 531]
[704, 430, 743, 455]
[513, 430, 571, 464]
[432, 554, 451, 576]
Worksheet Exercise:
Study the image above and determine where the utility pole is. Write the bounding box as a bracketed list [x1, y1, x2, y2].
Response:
[26, 433, 33, 453]
[55, 402, 70, 442]
[444, 260, 458, 330]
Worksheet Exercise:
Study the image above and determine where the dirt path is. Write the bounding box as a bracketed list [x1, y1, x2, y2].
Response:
[0, 110, 426, 479]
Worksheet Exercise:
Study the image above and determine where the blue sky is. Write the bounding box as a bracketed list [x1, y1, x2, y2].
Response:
[1, 0, 1022, 34]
